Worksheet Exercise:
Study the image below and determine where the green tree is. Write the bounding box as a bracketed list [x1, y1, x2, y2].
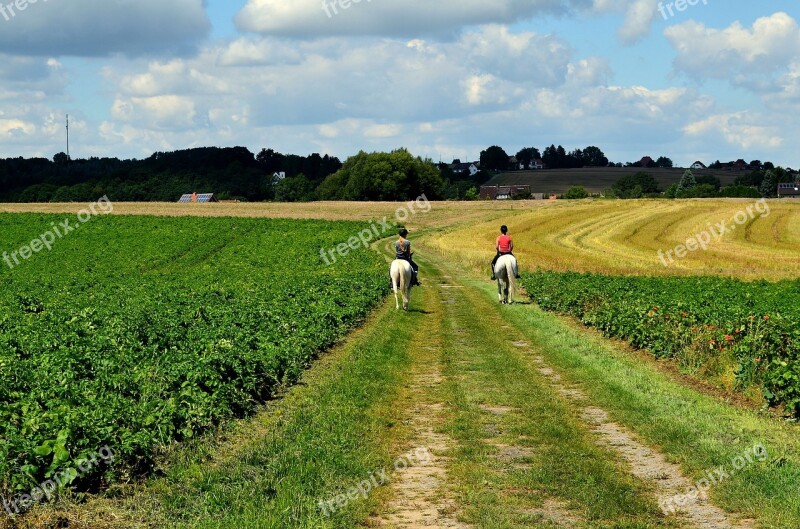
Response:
[274, 174, 316, 202]
[582, 146, 608, 167]
[480, 146, 509, 172]
[563, 186, 589, 199]
[256, 148, 285, 174]
[677, 183, 717, 198]
[760, 169, 777, 197]
[612, 172, 659, 198]
[695, 174, 721, 191]
[676, 169, 697, 194]
[655, 156, 673, 168]
[719, 185, 761, 198]
[665, 183, 679, 199]
[464, 187, 480, 201]
[317, 149, 444, 201]
[515, 147, 540, 169]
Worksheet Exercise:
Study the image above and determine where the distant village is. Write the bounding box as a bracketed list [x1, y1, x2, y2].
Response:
[438, 154, 798, 200]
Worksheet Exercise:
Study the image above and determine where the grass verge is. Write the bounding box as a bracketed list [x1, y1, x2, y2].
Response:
[491, 282, 800, 529]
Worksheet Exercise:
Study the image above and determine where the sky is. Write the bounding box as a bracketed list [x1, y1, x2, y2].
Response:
[0, 0, 798, 167]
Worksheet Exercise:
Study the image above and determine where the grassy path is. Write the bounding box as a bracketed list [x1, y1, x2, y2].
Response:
[25, 243, 799, 529]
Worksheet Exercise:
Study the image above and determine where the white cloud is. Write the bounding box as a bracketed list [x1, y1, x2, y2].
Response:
[235, 0, 592, 38]
[616, 0, 659, 45]
[684, 113, 784, 151]
[1, 3, 798, 167]
[665, 12, 800, 80]
[0, 0, 210, 57]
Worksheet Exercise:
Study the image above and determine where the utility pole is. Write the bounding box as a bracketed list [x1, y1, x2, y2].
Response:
[66, 114, 70, 159]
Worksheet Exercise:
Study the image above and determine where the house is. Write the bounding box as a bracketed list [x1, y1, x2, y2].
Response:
[273, 171, 287, 181]
[452, 162, 479, 178]
[734, 159, 749, 171]
[530, 158, 545, 170]
[778, 182, 800, 198]
[718, 160, 750, 171]
[691, 161, 707, 170]
[178, 193, 218, 203]
[479, 185, 532, 200]
[639, 156, 655, 167]
[508, 156, 522, 170]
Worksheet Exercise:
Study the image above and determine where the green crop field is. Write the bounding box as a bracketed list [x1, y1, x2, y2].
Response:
[0, 214, 388, 506]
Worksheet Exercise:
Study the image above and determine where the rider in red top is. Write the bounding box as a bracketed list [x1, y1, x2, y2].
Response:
[497, 233, 512, 253]
[491, 225, 520, 280]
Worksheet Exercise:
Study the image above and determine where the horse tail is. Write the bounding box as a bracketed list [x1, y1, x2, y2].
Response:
[399, 261, 411, 307]
[398, 264, 407, 294]
[507, 257, 518, 297]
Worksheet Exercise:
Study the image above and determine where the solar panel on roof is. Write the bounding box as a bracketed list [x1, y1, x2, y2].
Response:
[178, 193, 219, 203]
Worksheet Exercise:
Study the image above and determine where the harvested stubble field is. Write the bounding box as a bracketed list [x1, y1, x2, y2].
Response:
[423, 199, 800, 280]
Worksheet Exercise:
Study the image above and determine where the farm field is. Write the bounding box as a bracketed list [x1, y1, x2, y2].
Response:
[485, 167, 741, 195]
[423, 199, 800, 279]
[0, 214, 389, 510]
[1, 199, 799, 529]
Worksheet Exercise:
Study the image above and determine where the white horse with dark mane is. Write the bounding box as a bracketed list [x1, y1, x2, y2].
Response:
[390, 259, 413, 310]
[494, 254, 519, 304]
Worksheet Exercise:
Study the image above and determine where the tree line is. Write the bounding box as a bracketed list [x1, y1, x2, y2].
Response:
[0, 147, 343, 203]
[0, 144, 795, 203]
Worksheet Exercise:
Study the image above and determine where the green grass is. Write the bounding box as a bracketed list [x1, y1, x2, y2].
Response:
[433, 265, 676, 528]
[496, 284, 800, 529]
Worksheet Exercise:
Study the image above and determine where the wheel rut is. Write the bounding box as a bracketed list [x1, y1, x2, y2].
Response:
[372, 266, 469, 529]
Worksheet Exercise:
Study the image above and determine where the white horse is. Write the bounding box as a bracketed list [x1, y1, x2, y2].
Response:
[390, 259, 413, 311]
[494, 254, 519, 304]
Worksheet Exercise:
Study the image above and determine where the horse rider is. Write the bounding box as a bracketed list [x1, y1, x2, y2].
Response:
[395, 228, 421, 286]
[491, 225, 520, 280]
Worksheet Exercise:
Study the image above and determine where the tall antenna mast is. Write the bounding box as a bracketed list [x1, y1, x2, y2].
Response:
[66, 114, 70, 159]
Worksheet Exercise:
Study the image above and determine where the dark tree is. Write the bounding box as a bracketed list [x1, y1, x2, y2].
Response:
[582, 146, 608, 167]
[655, 156, 673, 168]
[256, 148, 285, 174]
[515, 147, 541, 169]
[613, 171, 659, 198]
[542, 145, 558, 169]
[695, 174, 721, 190]
[480, 146, 510, 172]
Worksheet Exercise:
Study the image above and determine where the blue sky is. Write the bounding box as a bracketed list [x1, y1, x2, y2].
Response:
[0, 0, 798, 167]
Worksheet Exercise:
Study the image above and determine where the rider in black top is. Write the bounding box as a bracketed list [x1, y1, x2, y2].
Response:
[395, 228, 421, 286]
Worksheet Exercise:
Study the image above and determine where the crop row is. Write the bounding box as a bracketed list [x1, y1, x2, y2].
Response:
[522, 272, 800, 417]
[0, 215, 389, 499]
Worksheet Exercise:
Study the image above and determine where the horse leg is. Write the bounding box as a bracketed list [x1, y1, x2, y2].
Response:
[391, 272, 400, 310]
[496, 278, 502, 303]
